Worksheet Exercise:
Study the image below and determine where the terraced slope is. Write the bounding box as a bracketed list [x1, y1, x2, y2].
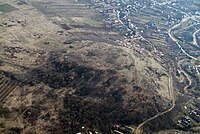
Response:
[0, 75, 19, 103]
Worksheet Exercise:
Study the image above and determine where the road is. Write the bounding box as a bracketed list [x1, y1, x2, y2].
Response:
[192, 28, 200, 48]
[167, 7, 200, 93]
[152, 0, 178, 6]
[168, 16, 199, 61]
[167, 3, 199, 60]
[177, 59, 193, 93]
[134, 71, 174, 134]
[167, 3, 200, 57]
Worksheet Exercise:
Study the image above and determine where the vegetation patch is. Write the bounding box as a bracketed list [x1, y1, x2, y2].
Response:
[0, 105, 9, 117]
[0, 4, 17, 13]
[71, 17, 103, 26]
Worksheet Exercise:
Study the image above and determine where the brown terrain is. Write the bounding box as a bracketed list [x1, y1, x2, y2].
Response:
[0, 0, 172, 133]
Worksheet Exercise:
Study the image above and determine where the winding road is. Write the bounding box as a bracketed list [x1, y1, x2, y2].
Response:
[168, 14, 200, 94]
[134, 71, 174, 134]
[177, 59, 193, 94]
[192, 28, 200, 48]
[168, 15, 200, 61]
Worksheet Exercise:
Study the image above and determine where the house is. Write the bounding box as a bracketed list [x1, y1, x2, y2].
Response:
[190, 112, 200, 123]
[112, 124, 134, 134]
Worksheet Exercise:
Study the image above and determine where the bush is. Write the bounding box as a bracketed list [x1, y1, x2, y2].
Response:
[0, 105, 10, 117]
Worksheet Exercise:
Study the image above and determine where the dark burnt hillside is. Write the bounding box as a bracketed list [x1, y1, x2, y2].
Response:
[10, 50, 171, 133]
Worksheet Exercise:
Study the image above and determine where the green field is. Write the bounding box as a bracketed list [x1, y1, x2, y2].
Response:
[0, 4, 17, 13]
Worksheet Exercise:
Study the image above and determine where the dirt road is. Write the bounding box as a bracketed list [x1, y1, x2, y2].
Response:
[134, 71, 175, 134]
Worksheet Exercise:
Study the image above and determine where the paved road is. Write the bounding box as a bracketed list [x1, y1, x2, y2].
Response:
[168, 14, 200, 61]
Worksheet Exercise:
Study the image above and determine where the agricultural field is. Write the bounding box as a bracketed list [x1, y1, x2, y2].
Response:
[0, 4, 17, 13]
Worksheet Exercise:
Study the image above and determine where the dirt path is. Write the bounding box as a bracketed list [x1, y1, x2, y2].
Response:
[177, 60, 193, 94]
[115, 45, 173, 134]
[134, 70, 174, 134]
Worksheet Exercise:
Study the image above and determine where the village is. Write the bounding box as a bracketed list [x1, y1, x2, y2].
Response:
[177, 100, 200, 131]
[89, 0, 200, 62]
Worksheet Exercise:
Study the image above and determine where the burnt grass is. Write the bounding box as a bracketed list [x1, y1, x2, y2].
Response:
[10, 51, 170, 133]
[143, 94, 192, 134]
